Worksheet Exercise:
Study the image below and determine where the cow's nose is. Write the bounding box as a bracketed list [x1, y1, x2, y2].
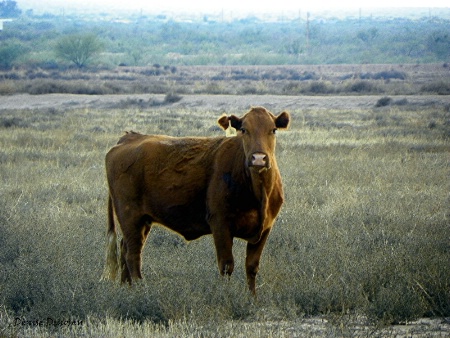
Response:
[251, 153, 267, 167]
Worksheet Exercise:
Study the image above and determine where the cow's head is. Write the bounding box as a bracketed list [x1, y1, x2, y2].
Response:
[218, 107, 290, 170]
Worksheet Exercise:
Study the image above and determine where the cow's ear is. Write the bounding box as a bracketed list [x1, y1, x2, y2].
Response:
[275, 111, 290, 129]
[218, 114, 242, 131]
[217, 115, 230, 130]
[229, 115, 242, 130]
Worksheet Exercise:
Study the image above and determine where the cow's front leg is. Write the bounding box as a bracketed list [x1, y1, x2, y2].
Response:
[246, 228, 271, 295]
[211, 224, 234, 277]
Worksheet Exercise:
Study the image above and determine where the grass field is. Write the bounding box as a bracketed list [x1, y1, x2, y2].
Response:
[1, 64, 449, 97]
[0, 101, 449, 336]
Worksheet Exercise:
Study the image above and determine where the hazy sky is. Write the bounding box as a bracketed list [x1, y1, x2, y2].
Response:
[19, 0, 449, 13]
[77, 0, 448, 10]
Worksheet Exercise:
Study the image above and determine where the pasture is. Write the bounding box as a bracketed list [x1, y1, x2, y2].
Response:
[0, 96, 449, 336]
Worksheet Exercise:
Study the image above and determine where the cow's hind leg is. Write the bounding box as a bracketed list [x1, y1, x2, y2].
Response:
[245, 229, 271, 295]
[118, 214, 152, 284]
[119, 238, 131, 283]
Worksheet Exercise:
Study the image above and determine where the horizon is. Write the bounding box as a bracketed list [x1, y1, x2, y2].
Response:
[16, 0, 450, 17]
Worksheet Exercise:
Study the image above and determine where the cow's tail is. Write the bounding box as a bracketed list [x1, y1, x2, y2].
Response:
[100, 196, 119, 282]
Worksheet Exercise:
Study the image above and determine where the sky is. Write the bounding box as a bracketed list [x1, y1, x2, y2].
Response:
[73, 0, 448, 11]
[19, 0, 450, 14]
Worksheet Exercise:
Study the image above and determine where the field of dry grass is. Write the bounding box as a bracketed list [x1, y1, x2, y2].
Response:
[1, 64, 449, 97]
[1, 92, 450, 114]
[0, 64, 449, 336]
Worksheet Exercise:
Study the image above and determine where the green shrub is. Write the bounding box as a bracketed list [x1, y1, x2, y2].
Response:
[0, 42, 25, 69]
[55, 34, 104, 68]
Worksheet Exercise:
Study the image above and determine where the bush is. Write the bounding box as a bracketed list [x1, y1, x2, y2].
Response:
[204, 83, 226, 94]
[301, 81, 334, 95]
[360, 70, 407, 80]
[347, 80, 378, 93]
[163, 92, 182, 104]
[241, 85, 259, 94]
[0, 117, 27, 128]
[421, 81, 450, 95]
[375, 96, 393, 107]
[0, 81, 19, 95]
[0, 42, 25, 70]
[290, 71, 318, 81]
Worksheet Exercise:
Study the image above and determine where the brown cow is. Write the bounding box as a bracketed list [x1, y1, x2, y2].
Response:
[101, 106, 290, 295]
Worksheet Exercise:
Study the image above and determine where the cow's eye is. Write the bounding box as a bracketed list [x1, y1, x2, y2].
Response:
[272, 128, 277, 134]
[240, 128, 246, 134]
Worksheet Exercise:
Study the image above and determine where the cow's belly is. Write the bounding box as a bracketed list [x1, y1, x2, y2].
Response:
[151, 202, 211, 241]
[142, 173, 212, 240]
[164, 220, 211, 241]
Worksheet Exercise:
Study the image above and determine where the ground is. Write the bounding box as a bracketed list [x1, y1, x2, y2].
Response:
[0, 93, 448, 112]
[1, 63, 449, 337]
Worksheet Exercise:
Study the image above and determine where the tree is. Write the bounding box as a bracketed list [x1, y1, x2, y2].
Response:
[55, 34, 103, 68]
[285, 38, 303, 56]
[427, 31, 450, 60]
[0, 0, 21, 18]
[0, 42, 24, 69]
[123, 40, 145, 66]
[357, 28, 378, 44]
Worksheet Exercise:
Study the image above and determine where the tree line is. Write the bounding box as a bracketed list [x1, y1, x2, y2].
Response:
[0, 8, 449, 69]
[0, 0, 21, 18]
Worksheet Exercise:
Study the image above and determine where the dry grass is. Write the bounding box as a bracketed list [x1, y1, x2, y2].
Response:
[0, 104, 449, 336]
[0, 64, 449, 96]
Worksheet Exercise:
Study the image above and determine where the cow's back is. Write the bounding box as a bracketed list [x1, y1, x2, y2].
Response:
[106, 132, 224, 240]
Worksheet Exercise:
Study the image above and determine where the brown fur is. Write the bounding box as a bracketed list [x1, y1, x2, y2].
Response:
[103, 106, 290, 295]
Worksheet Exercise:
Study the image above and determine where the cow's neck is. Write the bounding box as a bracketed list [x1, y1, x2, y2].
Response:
[243, 164, 277, 243]
[248, 164, 277, 202]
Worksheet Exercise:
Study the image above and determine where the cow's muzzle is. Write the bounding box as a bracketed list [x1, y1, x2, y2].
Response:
[250, 152, 270, 169]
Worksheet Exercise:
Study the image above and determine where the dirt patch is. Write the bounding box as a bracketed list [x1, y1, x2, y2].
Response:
[233, 317, 450, 337]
